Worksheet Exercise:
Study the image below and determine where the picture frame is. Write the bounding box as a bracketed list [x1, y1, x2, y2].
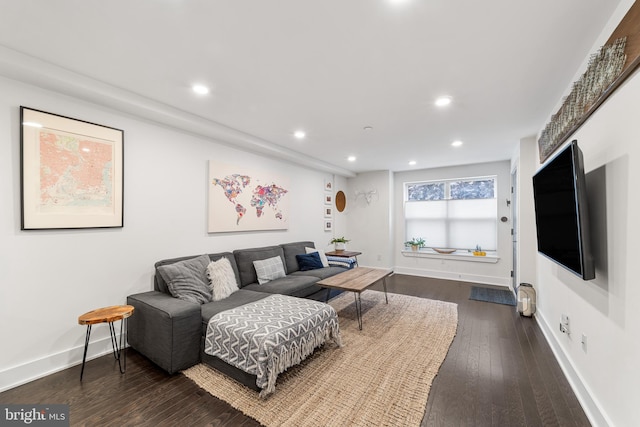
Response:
[324, 220, 333, 231]
[324, 207, 333, 218]
[208, 160, 289, 233]
[20, 107, 124, 230]
[324, 194, 333, 205]
[324, 179, 333, 192]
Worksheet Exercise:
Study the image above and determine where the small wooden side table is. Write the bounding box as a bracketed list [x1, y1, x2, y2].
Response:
[78, 305, 134, 380]
[325, 250, 362, 266]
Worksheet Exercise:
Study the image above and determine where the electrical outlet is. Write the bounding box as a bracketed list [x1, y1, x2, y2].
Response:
[560, 314, 570, 335]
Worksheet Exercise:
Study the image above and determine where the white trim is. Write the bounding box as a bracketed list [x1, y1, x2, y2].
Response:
[0, 45, 356, 178]
[535, 311, 612, 427]
[401, 249, 499, 263]
[394, 266, 511, 287]
[0, 335, 122, 393]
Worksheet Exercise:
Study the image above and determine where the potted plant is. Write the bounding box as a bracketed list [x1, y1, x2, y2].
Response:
[404, 237, 425, 251]
[330, 236, 350, 251]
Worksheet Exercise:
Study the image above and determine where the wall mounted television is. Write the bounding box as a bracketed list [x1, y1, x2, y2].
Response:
[532, 140, 595, 280]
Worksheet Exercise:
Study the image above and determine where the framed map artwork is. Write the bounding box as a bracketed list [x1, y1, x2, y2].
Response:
[208, 161, 290, 232]
[20, 107, 124, 230]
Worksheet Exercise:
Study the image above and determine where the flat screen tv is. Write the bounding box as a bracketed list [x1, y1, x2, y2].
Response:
[532, 140, 595, 280]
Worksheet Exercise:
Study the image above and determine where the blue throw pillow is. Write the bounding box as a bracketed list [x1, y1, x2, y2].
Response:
[296, 252, 324, 271]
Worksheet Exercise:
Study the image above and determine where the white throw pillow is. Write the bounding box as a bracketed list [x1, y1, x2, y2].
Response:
[305, 247, 329, 267]
[207, 257, 239, 301]
[253, 256, 286, 284]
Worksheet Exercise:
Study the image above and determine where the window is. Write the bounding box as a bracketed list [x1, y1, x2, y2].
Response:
[404, 177, 497, 251]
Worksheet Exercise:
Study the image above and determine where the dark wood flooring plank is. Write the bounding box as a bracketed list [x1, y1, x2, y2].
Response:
[498, 335, 527, 427]
[472, 303, 493, 426]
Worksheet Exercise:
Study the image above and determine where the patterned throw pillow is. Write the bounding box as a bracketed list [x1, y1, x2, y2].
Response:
[253, 256, 286, 284]
[207, 257, 239, 301]
[305, 247, 329, 267]
[156, 254, 212, 304]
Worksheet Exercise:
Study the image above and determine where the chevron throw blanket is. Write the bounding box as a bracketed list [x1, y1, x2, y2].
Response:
[204, 294, 342, 397]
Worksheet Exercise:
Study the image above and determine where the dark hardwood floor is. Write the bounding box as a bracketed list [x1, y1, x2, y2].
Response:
[0, 275, 590, 426]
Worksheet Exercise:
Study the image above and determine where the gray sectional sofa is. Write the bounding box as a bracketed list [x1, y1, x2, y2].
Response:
[126, 241, 347, 388]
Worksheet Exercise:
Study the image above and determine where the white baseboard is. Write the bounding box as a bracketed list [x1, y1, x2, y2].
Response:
[0, 335, 121, 393]
[393, 266, 512, 288]
[535, 312, 611, 427]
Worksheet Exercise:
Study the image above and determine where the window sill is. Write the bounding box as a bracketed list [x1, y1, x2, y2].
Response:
[401, 249, 500, 263]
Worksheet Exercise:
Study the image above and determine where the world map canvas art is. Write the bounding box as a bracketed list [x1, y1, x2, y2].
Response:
[208, 161, 290, 232]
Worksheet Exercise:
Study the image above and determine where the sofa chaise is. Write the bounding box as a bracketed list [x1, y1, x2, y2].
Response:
[126, 241, 348, 391]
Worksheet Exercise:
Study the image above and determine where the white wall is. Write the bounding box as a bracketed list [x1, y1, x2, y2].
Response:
[393, 161, 513, 287]
[523, 2, 640, 425]
[511, 135, 538, 288]
[0, 76, 338, 391]
[530, 68, 640, 427]
[345, 170, 394, 268]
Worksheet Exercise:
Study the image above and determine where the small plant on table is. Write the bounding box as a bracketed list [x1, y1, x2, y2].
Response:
[330, 236, 350, 251]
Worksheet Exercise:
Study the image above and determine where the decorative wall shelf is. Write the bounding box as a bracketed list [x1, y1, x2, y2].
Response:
[538, 2, 640, 162]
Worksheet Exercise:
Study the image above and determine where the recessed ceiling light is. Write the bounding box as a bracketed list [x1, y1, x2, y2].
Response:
[409, 160, 417, 166]
[294, 130, 306, 139]
[435, 96, 452, 107]
[363, 126, 373, 131]
[348, 156, 356, 162]
[192, 84, 209, 95]
[451, 140, 463, 147]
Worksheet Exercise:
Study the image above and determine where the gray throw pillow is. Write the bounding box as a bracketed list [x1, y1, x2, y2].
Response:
[157, 254, 212, 304]
[253, 256, 286, 285]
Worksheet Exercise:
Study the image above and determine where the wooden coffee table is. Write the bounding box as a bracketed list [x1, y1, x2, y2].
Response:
[317, 267, 392, 330]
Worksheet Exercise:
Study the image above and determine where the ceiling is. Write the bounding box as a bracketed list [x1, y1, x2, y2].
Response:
[0, 0, 622, 176]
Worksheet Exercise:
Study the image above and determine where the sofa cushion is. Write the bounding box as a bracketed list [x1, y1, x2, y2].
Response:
[234, 246, 285, 286]
[154, 252, 240, 294]
[207, 257, 239, 301]
[291, 266, 348, 280]
[156, 254, 212, 304]
[296, 252, 324, 271]
[253, 256, 287, 284]
[200, 289, 271, 334]
[243, 275, 321, 298]
[281, 241, 315, 273]
[305, 247, 329, 267]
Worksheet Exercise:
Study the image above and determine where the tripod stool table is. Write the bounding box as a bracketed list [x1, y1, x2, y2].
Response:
[78, 305, 134, 380]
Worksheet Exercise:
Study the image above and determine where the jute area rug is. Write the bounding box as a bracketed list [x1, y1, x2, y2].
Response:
[183, 291, 458, 427]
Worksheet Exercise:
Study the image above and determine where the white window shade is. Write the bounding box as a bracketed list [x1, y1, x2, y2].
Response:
[448, 199, 495, 219]
[404, 198, 497, 250]
[405, 200, 447, 219]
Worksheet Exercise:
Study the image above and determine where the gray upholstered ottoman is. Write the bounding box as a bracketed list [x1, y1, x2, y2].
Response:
[204, 294, 342, 397]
